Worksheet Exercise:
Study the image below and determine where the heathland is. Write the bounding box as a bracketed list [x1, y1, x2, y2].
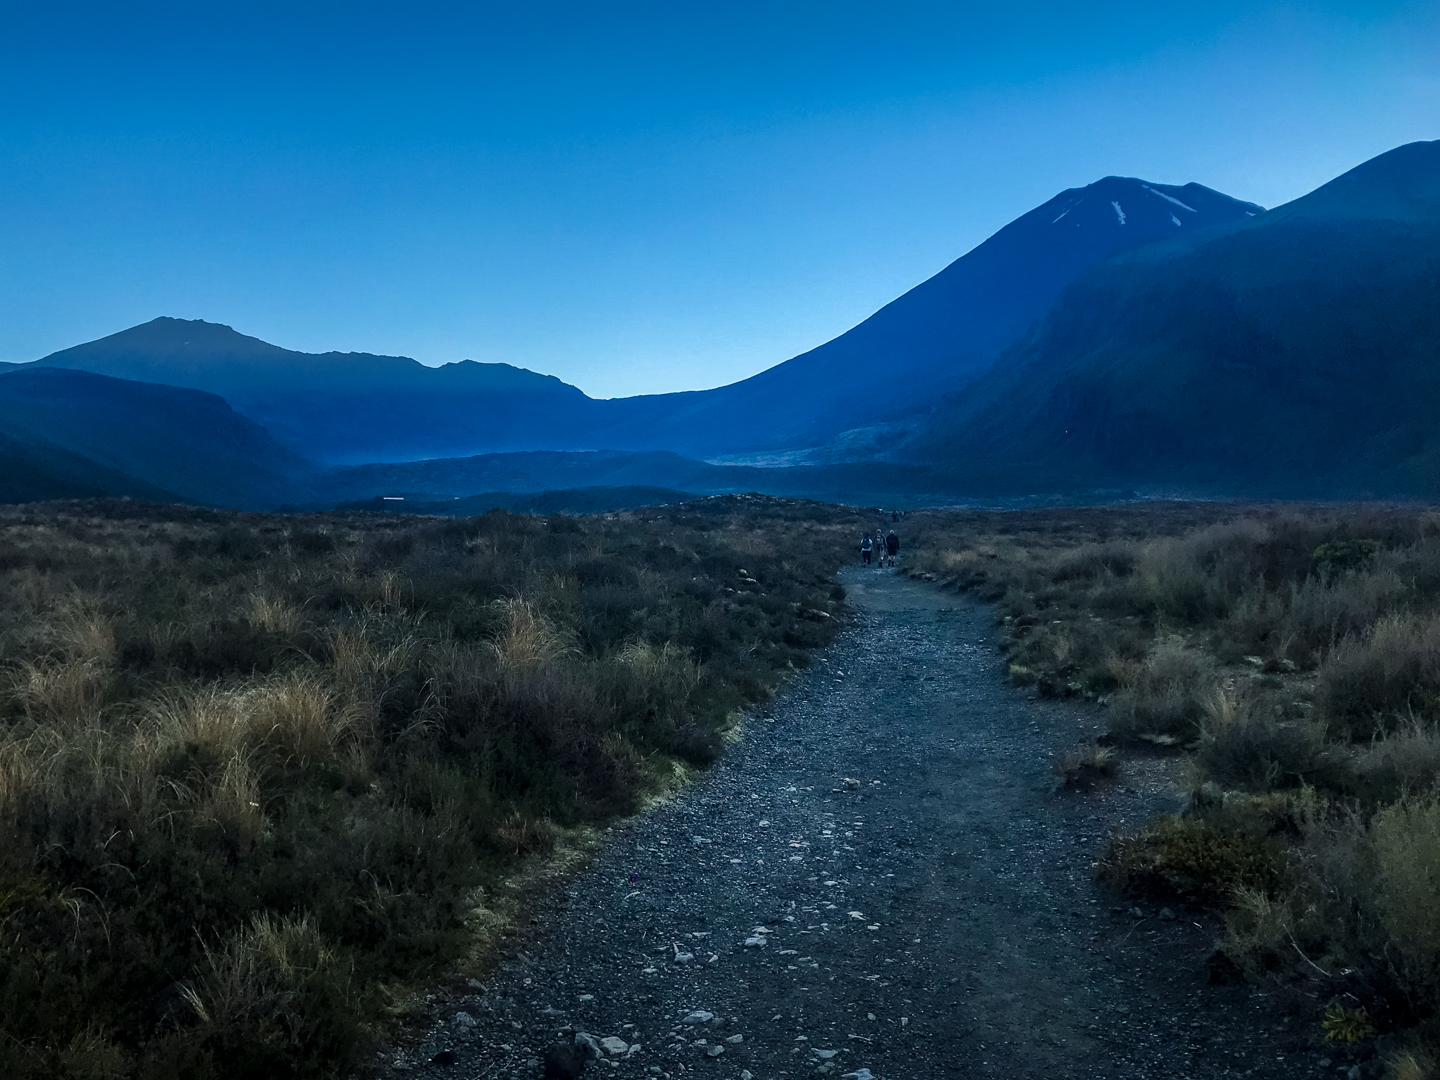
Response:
[0, 496, 858, 1079]
[905, 502, 1440, 1075]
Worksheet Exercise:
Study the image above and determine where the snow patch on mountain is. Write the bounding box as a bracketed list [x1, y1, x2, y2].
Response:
[1144, 185, 1197, 213]
[1171, 213, 1182, 227]
[1111, 201, 1126, 225]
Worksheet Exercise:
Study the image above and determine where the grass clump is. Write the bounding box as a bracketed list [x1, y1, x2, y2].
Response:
[1052, 742, 1117, 790]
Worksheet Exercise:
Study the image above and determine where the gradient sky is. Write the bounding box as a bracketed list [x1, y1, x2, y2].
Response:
[1, 2, 1436, 397]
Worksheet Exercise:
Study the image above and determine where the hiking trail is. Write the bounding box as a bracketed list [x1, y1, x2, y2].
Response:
[380, 568, 1326, 1079]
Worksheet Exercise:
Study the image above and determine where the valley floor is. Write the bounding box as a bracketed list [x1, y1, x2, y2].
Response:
[378, 568, 1343, 1080]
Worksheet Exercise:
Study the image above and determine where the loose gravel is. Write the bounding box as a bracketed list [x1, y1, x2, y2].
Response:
[376, 568, 1358, 1080]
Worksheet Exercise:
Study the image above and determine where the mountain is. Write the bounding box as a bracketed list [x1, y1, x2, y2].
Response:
[903, 141, 1440, 497]
[26, 175, 1260, 467]
[33, 318, 592, 466]
[580, 177, 1264, 459]
[0, 428, 184, 505]
[0, 368, 315, 508]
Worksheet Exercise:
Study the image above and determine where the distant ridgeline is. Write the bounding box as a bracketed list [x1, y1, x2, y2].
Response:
[4, 139, 1439, 508]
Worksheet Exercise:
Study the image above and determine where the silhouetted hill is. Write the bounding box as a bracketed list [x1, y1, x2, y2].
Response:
[34, 318, 591, 466]
[904, 141, 1440, 497]
[585, 177, 1262, 458]
[0, 368, 315, 508]
[0, 429, 184, 504]
[27, 175, 1258, 466]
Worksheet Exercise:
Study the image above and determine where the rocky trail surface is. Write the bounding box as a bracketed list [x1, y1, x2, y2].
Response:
[378, 569, 1351, 1080]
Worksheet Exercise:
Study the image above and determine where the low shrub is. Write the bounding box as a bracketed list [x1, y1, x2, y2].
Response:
[1372, 796, 1440, 982]
[1096, 813, 1288, 905]
[1195, 688, 1330, 791]
[1108, 636, 1214, 742]
[1318, 615, 1440, 739]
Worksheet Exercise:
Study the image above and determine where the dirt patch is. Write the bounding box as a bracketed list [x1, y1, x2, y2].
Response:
[376, 568, 1348, 1079]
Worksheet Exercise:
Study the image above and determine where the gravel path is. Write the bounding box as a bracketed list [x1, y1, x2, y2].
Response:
[378, 568, 1349, 1080]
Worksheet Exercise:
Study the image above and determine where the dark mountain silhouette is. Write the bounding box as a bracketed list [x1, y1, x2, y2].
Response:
[25, 175, 1259, 466]
[0, 368, 314, 508]
[0, 428, 184, 505]
[903, 141, 1440, 497]
[33, 318, 592, 466]
[583, 177, 1263, 458]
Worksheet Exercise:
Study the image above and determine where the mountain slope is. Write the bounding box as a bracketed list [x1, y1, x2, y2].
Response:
[904, 141, 1440, 496]
[34, 318, 592, 466]
[578, 176, 1263, 458]
[0, 368, 315, 507]
[0, 428, 185, 505]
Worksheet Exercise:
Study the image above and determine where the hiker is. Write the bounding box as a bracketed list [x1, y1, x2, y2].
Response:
[884, 530, 900, 567]
[860, 533, 874, 566]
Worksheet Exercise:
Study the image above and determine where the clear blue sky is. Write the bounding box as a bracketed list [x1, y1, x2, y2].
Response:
[1, 1, 1436, 397]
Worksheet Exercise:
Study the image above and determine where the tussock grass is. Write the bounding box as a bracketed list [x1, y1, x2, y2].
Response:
[0, 495, 857, 1079]
[1052, 742, 1116, 789]
[904, 503, 1440, 1057]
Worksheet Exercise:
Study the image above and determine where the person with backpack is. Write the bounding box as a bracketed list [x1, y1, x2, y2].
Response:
[860, 533, 874, 566]
[884, 530, 900, 567]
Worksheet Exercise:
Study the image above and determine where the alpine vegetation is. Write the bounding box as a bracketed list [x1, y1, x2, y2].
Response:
[0, 497, 854, 1080]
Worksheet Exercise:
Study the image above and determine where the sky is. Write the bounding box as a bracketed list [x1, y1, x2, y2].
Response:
[0, 2, 1436, 398]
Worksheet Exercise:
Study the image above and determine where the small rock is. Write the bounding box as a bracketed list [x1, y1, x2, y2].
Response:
[814, 1048, 839, 1060]
[744, 936, 766, 947]
[682, 1011, 715, 1025]
[1159, 907, 1176, 921]
[466, 978, 484, 990]
[543, 1041, 586, 1080]
[600, 1037, 629, 1056]
[842, 778, 861, 789]
[575, 1031, 603, 1061]
[1348, 1069, 1362, 1080]
[725, 1034, 744, 1044]
[706, 1045, 725, 1057]
[453, 1011, 477, 1028]
[673, 946, 695, 964]
[842, 1070, 875, 1080]
[1129, 906, 1145, 919]
[742, 1072, 754, 1080]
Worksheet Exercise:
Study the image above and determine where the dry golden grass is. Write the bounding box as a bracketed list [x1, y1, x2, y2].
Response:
[0, 496, 856, 1080]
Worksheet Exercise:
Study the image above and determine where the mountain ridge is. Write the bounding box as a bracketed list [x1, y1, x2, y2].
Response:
[901, 140, 1440, 497]
[20, 172, 1262, 465]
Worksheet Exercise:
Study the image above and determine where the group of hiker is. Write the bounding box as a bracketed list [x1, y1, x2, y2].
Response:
[860, 528, 900, 567]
